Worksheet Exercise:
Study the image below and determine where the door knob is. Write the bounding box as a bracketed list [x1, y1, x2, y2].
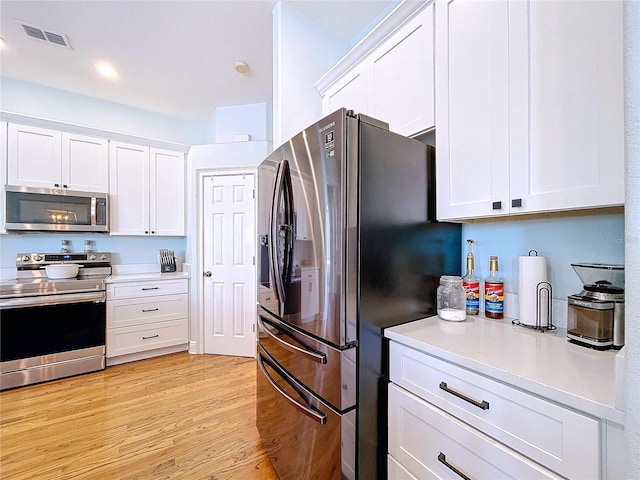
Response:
[203, 271, 212, 277]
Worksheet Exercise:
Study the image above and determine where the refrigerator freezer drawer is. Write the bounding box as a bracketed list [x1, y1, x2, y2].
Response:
[258, 307, 356, 411]
[256, 346, 355, 480]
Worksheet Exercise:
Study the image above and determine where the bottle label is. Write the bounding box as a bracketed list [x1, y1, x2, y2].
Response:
[463, 281, 480, 311]
[484, 282, 504, 313]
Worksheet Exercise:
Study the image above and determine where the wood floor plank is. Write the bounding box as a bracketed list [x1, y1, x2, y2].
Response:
[0, 352, 278, 480]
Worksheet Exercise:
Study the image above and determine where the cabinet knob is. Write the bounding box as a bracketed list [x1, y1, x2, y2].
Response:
[492, 201, 502, 210]
[203, 271, 212, 277]
[54, 183, 60, 188]
[511, 198, 522, 208]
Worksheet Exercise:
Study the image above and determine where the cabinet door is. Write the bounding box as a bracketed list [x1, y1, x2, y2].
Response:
[109, 142, 149, 235]
[61, 133, 109, 193]
[371, 4, 435, 136]
[321, 63, 370, 117]
[149, 148, 185, 236]
[508, 0, 624, 213]
[435, 0, 510, 220]
[0, 122, 7, 234]
[7, 124, 62, 189]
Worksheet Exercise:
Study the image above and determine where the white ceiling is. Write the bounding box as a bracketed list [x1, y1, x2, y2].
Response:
[0, 0, 396, 122]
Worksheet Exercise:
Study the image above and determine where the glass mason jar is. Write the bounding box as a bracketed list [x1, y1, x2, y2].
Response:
[437, 275, 467, 322]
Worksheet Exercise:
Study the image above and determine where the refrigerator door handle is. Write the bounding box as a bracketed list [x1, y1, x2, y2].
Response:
[258, 315, 327, 365]
[270, 160, 294, 303]
[257, 353, 327, 425]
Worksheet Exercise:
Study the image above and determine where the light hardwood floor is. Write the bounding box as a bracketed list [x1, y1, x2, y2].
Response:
[0, 352, 279, 480]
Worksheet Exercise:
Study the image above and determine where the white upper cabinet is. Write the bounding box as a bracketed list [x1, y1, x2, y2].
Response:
[508, 0, 624, 213]
[62, 132, 109, 193]
[369, 4, 435, 136]
[7, 124, 108, 192]
[109, 142, 149, 236]
[322, 63, 371, 118]
[109, 142, 185, 237]
[318, 2, 435, 137]
[149, 147, 185, 236]
[435, 0, 624, 221]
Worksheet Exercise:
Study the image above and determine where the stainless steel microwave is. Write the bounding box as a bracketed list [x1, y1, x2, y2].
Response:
[4, 185, 109, 232]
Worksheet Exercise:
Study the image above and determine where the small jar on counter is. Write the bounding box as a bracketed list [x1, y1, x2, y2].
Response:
[437, 275, 467, 322]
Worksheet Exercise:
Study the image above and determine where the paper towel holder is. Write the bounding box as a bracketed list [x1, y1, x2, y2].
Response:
[512, 281, 556, 332]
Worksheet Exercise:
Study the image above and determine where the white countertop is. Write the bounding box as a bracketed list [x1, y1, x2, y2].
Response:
[385, 315, 625, 424]
[106, 271, 189, 283]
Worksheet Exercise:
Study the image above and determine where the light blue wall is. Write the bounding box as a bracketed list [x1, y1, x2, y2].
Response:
[0, 233, 185, 268]
[0, 76, 207, 145]
[461, 213, 625, 300]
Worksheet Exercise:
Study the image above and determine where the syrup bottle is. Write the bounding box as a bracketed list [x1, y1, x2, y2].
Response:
[463, 239, 479, 315]
[484, 255, 504, 319]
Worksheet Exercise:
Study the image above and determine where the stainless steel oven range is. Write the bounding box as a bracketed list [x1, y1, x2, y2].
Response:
[0, 252, 111, 390]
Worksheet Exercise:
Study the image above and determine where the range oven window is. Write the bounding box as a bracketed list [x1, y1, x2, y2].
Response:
[0, 300, 106, 363]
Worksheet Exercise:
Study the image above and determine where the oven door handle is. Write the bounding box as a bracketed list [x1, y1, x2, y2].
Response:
[0, 291, 106, 309]
[257, 352, 327, 425]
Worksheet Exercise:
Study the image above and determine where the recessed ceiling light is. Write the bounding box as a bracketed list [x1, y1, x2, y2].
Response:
[95, 61, 119, 79]
[0, 38, 7, 51]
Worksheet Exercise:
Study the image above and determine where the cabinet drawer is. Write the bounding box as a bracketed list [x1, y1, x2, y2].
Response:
[388, 454, 418, 480]
[107, 294, 187, 328]
[389, 384, 562, 480]
[107, 319, 188, 358]
[389, 342, 599, 479]
[107, 279, 188, 300]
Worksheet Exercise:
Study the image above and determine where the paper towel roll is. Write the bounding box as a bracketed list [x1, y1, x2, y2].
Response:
[518, 253, 548, 326]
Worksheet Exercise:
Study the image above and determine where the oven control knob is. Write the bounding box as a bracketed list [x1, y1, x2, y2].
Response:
[99, 254, 108, 261]
[33, 255, 43, 261]
[20, 255, 30, 262]
[89, 254, 97, 261]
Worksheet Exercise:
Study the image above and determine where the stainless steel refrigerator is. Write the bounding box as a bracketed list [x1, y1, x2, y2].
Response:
[256, 109, 461, 479]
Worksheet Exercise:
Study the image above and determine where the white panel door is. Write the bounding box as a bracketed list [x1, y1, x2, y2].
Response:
[203, 173, 256, 357]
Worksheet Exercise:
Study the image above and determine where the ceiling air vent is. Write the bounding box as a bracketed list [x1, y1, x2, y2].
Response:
[19, 21, 71, 49]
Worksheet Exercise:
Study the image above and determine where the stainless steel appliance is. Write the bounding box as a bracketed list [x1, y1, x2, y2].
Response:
[256, 109, 461, 479]
[5, 185, 109, 232]
[567, 263, 625, 350]
[0, 252, 111, 390]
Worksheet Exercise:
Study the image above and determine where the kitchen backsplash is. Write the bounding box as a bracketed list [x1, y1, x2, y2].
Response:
[462, 213, 624, 327]
[0, 233, 186, 279]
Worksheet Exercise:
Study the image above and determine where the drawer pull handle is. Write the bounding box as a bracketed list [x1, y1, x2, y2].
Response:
[438, 452, 472, 480]
[142, 308, 159, 313]
[142, 287, 159, 291]
[439, 382, 490, 410]
[142, 334, 160, 340]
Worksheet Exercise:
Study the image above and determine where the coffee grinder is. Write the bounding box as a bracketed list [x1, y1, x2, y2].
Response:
[567, 263, 625, 350]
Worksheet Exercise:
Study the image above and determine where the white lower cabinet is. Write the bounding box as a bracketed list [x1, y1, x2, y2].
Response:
[388, 342, 599, 479]
[107, 278, 189, 363]
[388, 384, 562, 479]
